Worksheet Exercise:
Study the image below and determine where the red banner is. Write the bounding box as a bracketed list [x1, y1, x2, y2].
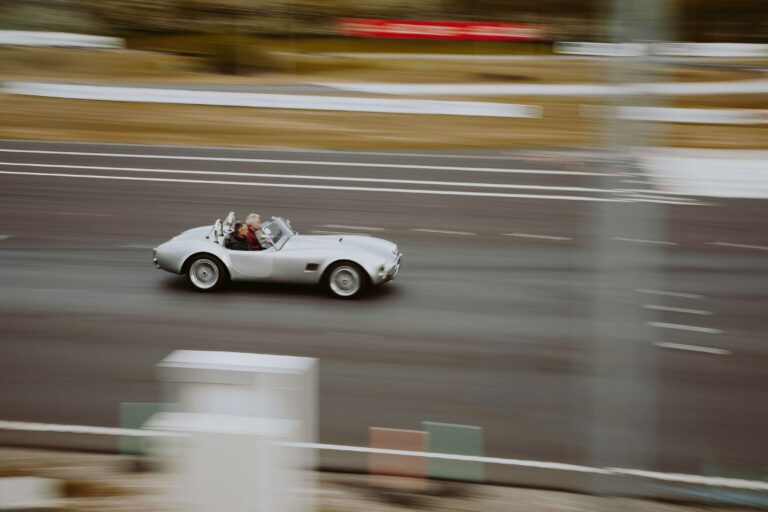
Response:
[337, 19, 547, 41]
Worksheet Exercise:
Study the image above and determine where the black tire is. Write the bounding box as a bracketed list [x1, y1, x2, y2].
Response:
[323, 261, 369, 299]
[184, 254, 228, 292]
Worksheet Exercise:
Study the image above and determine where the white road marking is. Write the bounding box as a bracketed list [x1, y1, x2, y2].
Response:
[642, 304, 711, 315]
[707, 241, 768, 251]
[0, 170, 626, 202]
[653, 342, 731, 355]
[613, 237, 677, 246]
[1, 419, 766, 490]
[54, 211, 113, 217]
[0, 149, 610, 176]
[0, 162, 610, 193]
[119, 244, 156, 249]
[322, 224, 384, 231]
[0, 235, 11, 240]
[636, 289, 703, 299]
[0, 139, 531, 160]
[412, 229, 476, 236]
[310, 230, 370, 236]
[648, 322, 722, 334]
[503, 233, 573, 240]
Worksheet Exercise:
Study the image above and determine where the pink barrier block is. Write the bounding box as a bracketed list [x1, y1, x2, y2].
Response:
[369, 427, 428, 490]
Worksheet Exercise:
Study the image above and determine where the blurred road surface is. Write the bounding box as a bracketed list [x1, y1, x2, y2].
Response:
[0, 140, 765, 486]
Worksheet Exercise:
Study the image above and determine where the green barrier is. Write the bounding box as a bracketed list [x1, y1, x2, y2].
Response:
[422, 421, 485, 482]
[119, 402, 170, 455]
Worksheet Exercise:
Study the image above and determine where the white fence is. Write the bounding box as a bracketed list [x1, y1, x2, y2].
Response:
[0, 31, 123, 49]
[556, 42, 768, 58]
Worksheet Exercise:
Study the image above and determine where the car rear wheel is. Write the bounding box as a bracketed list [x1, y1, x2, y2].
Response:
[186, 254, 227, 292]
[325, 262, 368, 299]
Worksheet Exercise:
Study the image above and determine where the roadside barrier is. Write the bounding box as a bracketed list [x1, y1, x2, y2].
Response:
[0, 31, 123, 48]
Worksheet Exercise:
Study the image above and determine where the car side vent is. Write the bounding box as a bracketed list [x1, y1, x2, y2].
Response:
[305, 263, 320, 272]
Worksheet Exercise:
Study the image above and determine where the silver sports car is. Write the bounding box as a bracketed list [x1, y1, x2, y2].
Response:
[153, 212, 402, 298]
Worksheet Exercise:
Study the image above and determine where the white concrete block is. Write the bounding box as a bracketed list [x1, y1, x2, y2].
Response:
[0, 477, 61, 509]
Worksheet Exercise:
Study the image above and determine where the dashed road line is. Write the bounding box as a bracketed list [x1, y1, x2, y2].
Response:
[642, 304, 711, 315]
[707, 241, 768, 251]
[119, 244, 157, 249]
[636, 289, 703, 299]
[613, 237, 677, 246]
[503, 233, 573, 240]
[310, 230, 370, 236]
[653, 342, 731, 356]
[412, 229, 476, 236]
[321, 224, 385, 231]
[648, 322, 722, 334]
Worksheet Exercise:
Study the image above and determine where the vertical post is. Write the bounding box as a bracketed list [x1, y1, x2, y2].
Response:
[588, 0, 676, 495]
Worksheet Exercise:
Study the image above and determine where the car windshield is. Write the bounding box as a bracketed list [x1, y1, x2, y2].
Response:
[261, 217, 294, 248]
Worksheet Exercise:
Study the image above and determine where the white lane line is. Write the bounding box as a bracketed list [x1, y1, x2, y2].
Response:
[707, 241, 768, 251]
[653, 342, 731, 355]
[0, 235, 11, 240]
[322, 224, 384, 231]
[613, 237, 677, 246]
[648, 322, 722, 334]
[503, 233, 573, 240]
[412, 228, 476, 236]
[0, 149, 608, 176]
[0, 139, 530, 160]
[636, 289, 703, 299]
[0, 161, 612, 193]
[0, 170, 625, 202]
[310, 230, 370, 236]
[54, 211, 113, 217]
[119, 244, 156, 249]
[642, 304, 711, 315]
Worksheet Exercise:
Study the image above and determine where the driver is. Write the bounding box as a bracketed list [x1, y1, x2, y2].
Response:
[245, 213, 264, 251]
[224, 222, 251, 251]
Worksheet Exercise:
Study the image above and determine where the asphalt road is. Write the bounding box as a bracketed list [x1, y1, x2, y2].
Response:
[0, 140, 766, 489]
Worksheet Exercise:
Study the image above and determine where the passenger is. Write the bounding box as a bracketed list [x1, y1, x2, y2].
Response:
[245, 213, 264, 251]
[224, 222, 251, 251]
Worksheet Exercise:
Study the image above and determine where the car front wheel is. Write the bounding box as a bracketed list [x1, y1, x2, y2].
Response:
[186, 254, 227, 292]
[325, 262, 368, 299]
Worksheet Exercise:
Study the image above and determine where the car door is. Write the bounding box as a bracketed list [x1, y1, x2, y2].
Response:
[227, 247, 275, 279]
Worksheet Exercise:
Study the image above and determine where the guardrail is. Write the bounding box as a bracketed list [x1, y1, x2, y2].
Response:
[0, 31, 123, 48]
[2, 419, 767, 492]
[555, 42, 768, 57]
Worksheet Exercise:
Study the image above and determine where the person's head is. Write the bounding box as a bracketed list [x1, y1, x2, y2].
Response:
[245, 213, 261, 230]
[234, 222, 248, 237]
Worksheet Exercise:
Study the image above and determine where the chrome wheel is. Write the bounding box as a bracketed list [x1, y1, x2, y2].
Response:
[189, 258, 220, 290]
[328, 265, 362, 297]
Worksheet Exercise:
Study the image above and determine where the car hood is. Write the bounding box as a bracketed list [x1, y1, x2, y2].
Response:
[173, 225, 212, 240]
[285, 234, 397, 258]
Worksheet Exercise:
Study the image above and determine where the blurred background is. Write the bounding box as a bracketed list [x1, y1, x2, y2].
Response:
[0, 0, 766, 510]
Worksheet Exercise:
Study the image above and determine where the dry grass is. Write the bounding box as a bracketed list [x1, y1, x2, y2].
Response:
[1, 45, 765, 150]
[1, 94, 765, 150]
[0, 47, 760, 85]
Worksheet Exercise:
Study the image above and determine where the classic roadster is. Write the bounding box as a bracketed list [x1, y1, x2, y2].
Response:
[153, 213, 401, 298]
